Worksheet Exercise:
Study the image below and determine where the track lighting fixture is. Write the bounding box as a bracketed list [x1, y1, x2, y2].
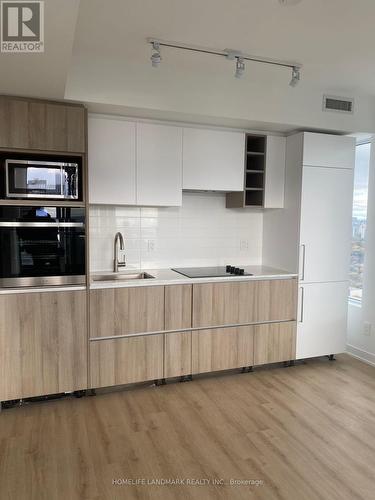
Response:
[235, 58, 245, 79]
[147, 38, 302, 86]
[150, 41, 161, 68]
[289, 66, 300, 87]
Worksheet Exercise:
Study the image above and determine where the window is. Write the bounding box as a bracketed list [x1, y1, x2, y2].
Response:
[349, 142, 371, 301]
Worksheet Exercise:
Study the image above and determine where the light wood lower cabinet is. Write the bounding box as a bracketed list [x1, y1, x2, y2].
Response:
[164, 285, 192, 377]
[192, 279, 297, 328]
[192, 326, 255, 374]
[90, 286, 164, 338]
[88, 281, 297, 388]
[164, 332, 192, 378]
[165, 284, 192, 331]
[253, 322, 296, 365]
[0, 291, 87, 401]
[191, 321, 296, 375]
[90, 335, 164, 388]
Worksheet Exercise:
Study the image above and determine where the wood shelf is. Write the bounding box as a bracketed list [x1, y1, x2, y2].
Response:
[226, 133, 267, 209]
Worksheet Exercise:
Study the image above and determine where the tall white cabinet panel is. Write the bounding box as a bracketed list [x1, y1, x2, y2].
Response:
[297, 282, 348, 359]
[88, 117, 136, 205]
[299, 166, 353, 283]
[263, 131, 355, 359]
[137, 123, 183, 206]
[182, 128, 245, 191]
[303, 133, 356, 169]
[264, 136, 286, 208]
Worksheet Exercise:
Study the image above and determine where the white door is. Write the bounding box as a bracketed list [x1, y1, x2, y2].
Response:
[88, 117, 136, 205]
[299, 166, 353, 283]
[136, 123, 183, 206]
[182, 128, 244, 191]
[303, 133, 356, 169]
[297, 281, 348, 359]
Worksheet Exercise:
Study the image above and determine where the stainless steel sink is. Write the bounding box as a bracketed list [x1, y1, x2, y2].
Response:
[92, 272, 155, 282]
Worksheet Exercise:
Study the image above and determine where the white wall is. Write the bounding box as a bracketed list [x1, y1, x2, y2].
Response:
[89, 192, 263, 272]
[347, 139, 375, 365]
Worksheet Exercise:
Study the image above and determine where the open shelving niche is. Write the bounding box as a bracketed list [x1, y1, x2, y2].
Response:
[226, 134, 266, 208]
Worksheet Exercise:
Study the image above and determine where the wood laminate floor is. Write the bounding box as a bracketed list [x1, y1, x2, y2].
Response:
[1, 354, 375, 500]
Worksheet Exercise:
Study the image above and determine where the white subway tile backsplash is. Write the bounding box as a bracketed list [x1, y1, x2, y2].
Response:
[90, 192, 263, 272]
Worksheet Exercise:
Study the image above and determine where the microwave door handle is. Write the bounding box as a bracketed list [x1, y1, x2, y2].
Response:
[61, 165, 65, 197]
[5, 161, 9, 197]
[0, 222, 84, 227]
[71, 170, 77, 197]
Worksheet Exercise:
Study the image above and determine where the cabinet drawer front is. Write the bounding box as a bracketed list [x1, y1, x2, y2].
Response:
[165, 284, 192, 330]
[192, 326, 254, 374]
[90, 286, 165, 338]
[254, 322, 296, 365]
[0, 290, 87, 401]
[164, 331, 192, 378]
[90, 335, 164, 388]
[164, 285, 192, 378]
[193, 279, 297, 328]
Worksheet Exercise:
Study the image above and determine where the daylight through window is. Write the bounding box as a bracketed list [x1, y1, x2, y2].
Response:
[349, 142, 371, 301]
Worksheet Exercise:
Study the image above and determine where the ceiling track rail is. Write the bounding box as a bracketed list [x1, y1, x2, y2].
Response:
[147, 37, 302, 80]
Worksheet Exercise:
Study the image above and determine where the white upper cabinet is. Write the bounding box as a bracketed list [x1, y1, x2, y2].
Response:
[88, 117, 182, 207]
[303, 132, 356, 169]
[88, 116, 136, 205]
[264, 136, 286, 208]
[136, 123, 183, 206]
[182, 128, 245, 191]
[299, 165, 354, 283]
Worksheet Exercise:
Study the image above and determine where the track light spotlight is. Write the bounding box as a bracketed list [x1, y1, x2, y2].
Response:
[289, 66, 300, 87]
[151, 41, 161, 68]
[235, 57, 245, 79]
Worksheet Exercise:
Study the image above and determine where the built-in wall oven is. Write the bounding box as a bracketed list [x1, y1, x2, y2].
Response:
[0, 206, 85, 287]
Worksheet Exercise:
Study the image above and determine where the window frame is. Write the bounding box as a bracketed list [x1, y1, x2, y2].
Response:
[348, 139, 371, 305]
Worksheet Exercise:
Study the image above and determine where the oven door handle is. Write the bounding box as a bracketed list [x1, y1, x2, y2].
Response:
[0, 222, 84, 228]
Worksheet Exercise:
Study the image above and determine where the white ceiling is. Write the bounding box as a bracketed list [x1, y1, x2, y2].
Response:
[64, 0, 375, 132]
[0, 0, 79, 99]
[2, 0, 375, 132]
[69, 0, 375, 94]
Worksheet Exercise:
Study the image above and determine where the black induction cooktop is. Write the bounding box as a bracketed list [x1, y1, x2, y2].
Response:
[171, 266, 252, 278]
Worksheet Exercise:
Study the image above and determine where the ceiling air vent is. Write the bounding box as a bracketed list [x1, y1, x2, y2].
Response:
[323, 95, 354, 114]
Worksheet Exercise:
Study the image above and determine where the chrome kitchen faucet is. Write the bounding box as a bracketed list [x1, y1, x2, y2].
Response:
[113, 232, 126, 272]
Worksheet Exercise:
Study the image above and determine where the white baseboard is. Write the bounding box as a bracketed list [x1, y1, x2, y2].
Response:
[346, 344, 375, 367]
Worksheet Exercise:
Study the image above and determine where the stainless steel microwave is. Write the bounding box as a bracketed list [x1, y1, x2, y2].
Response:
[5, 159, 79, 200]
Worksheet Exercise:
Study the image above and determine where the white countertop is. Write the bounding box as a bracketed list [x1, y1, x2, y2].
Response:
[0, 267, 297, 294]
[90, 266, 297, 289]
